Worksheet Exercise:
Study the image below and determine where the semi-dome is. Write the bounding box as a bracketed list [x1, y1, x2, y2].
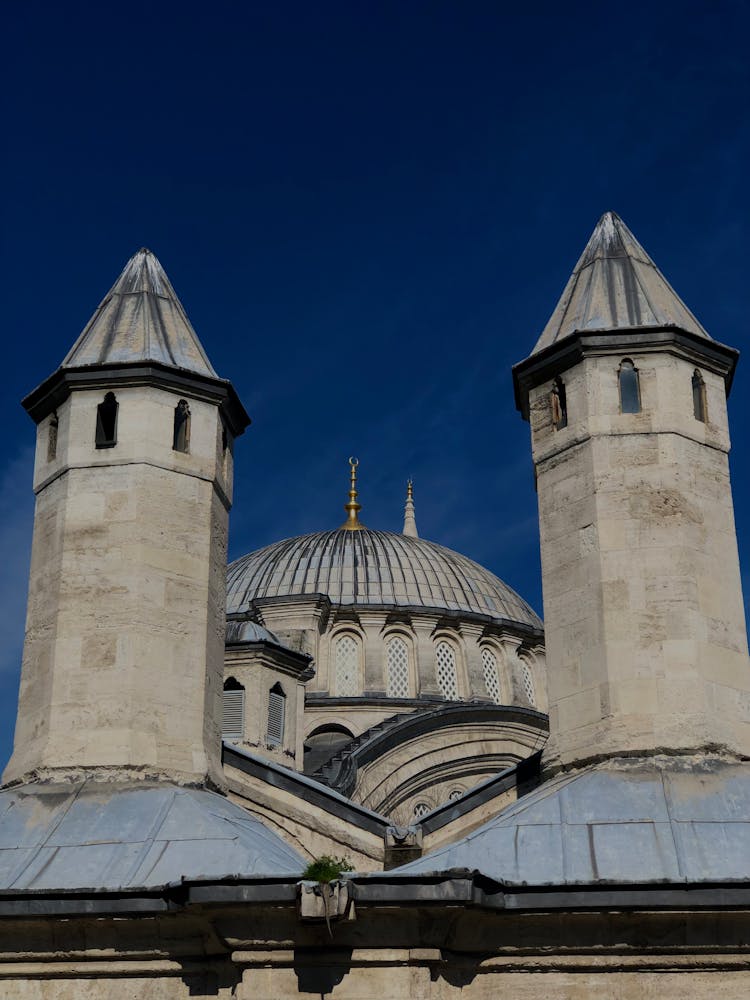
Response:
[227, 527, 541, 631]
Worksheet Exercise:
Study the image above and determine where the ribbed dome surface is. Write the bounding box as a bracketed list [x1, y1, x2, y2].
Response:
[227, 529, 541, 630]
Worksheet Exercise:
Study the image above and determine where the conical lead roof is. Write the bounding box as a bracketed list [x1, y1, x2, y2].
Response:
[532, 212, 710, 356]
[62, 249, 218, 377]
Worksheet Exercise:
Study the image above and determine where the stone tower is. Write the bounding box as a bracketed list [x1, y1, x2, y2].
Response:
[4, 250, 250, 788]
[513, 212, 750, 769]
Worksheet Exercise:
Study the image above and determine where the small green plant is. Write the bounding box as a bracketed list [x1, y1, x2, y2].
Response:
[302, 855, 352, 883]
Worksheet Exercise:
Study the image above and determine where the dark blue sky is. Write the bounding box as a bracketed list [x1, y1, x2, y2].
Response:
[1, 1, 749, 769]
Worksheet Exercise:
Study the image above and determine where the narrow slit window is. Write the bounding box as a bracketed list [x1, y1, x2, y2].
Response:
[95, 392, 118, 448]
[692, 370, 707, 422]
[267, 683, 286, 747]
[550, 376, 568, 429]
[173, 399, 191, 453]
[618, 359, 641, 414]
[47, 413, 59, 462]
[222, 677, 245, 740]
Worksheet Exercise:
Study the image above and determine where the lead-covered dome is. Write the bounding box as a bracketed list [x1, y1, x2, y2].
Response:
[227, 527, 541, 630]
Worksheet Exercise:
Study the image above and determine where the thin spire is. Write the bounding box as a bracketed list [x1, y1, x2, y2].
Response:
[403, 479, 418, 537]
[340, 457, 365, 531]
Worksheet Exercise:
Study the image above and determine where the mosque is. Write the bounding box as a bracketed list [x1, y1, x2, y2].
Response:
[0, 212, 748, 998]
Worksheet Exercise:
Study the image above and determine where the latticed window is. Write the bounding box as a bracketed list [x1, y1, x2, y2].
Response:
[521, 661, 536, 706]
[267, 683, 285, 747]
[222, 680, 245, 740]
[448, 789, 463, 802]
[386, 636, 410, 698]
[413, 801, 431, 819]
[481, 647, 501, 703]
[435, 641, 459, 700]
[335, 634, 360, 696]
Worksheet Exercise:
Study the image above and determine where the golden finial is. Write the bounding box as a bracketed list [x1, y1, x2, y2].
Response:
[340, 456, 365, 530]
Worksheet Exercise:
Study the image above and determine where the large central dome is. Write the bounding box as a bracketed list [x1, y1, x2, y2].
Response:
[227, 527, 541, 629]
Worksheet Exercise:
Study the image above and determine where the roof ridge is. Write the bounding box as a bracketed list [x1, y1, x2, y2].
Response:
[530, 211, 711, 355]
[61, 249, 219, 378]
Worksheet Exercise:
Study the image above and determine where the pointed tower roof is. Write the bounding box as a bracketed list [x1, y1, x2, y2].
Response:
[532, 212, 710, 356]
[62, 249, 218, 377]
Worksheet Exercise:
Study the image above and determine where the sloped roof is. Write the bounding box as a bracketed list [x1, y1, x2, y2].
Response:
[393, 758, 750, 886]
[532, 212, 711, 356]
[0, 781, 304, 891]
[227, 528, 542, 630]
[62, 249, 218, 377]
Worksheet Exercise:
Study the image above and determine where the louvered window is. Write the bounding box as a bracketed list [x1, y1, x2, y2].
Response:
[386, 636, 410, 698]
[481, 647, 501, 703]
[222, 684, 245, 740]
[435, 641, 459, 700]
[521, 661, 536, 706]
[267, 684, 286, 747]
[335, 635, 360, 696]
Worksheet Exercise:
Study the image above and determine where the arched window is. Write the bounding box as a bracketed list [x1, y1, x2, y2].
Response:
[435, 641, 459, 700]
[334, 634, 360, 696]
[304, 724, 354, 773]
[521, 660, 536, 707]
[618, 359, 641, 414]
[267, 682, 286, 747]
[692, 370, 707, 423]
[413, 801, 431, 820]
[550, 375, 568, 429]
[222, 677, 245, 740]
[47, 412, 59, 462]
[95, 392, 118, 448]
[173, 399, 191, 452]
[386, 636, 410, 698]
[481, 647, 501, 703]
[448, 788, 464, 802]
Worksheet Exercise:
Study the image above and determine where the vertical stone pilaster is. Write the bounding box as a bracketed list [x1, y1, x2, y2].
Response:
[412, 616, 440, 696]
[459, 623, 485, 698]
[362, 613, 388, 694]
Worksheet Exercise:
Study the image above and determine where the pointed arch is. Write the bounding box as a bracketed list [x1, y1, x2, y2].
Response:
[95, 392, 118, 448]
[692, 370, 707, 423]
[618, 359, 641, 414]
[550, 375, 568, 429]
[334, 633, 361, 696]
[47, 412, 59, 462]
[267, 682, 286, 747]
[435, 640, 459, 700]
[172, 399, 191, 452]
[386, 635, 411, 698]
[222, 677, 245, 740]
[481, 646, 502, 703]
